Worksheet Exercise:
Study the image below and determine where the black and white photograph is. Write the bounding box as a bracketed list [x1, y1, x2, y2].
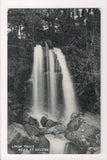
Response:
[7, 8, 101, 154]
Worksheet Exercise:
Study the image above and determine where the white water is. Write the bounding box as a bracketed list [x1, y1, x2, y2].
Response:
[30, 44, 77, 122]
[31, 45, 44, 115]
[49, 49, 57, 115]
[54, 48, 78, 122]
[46, 134, 69, 154]
[45, 43, 51, 113]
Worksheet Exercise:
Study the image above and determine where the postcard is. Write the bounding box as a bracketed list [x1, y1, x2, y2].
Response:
[0, 0, 107, 160]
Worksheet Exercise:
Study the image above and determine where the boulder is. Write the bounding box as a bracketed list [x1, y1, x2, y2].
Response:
[67, 112, 84, 131]
[40, 116, 60, 128]
[65, 129, 90, 149]
[8, 122, 50, 154]
[8, 123, 30, 145]
[28, 116, 39, 127]
[46, 120, 55, 128]
[40, 116, 48, 127]
[24, 123, 40, 136]
[46, 120, 59, 128]
[46, 126, 58, 134]
[8, 123, 38, 154]
[23, 113, 40, 127]
[47, 124, 66, 135]
[55, 124, 66, 133]
[65, 112, 100, 153]
[23, 111, 30, 123]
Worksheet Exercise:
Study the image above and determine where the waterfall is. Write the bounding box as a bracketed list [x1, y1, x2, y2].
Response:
[18, 25, 21, 39]
[54, 48, 78, 121]
[30, 43, 77, 122]
[31, 45, 45, 118]
[49, 49, 57, 115]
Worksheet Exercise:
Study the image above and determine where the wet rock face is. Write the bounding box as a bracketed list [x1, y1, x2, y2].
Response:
[65, 112, 100, 153]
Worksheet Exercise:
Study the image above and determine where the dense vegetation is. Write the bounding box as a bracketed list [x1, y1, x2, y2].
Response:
[8, 9, 100, 116]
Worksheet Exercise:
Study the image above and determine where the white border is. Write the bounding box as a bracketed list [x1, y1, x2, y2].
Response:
[0, 0, 107, 160]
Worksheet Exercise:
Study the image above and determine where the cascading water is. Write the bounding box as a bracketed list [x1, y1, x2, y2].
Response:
[30, 44, 77, 122]
[31, 45, 45, 119]
[49, 49, 57, 115]
[29, 43, 78, 154]
[45, 134, 69, 154]
[54, 48, 78, 122]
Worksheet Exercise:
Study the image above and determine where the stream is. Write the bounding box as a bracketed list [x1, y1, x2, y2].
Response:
[45, 134, 69, 154]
